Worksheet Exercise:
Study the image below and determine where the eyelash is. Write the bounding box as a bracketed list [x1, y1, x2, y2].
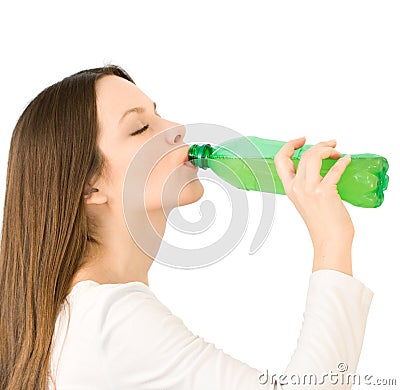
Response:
[130, 124, 149, 136]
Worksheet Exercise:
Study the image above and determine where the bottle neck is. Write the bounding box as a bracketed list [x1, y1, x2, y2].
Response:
[188, 144, 213, 169]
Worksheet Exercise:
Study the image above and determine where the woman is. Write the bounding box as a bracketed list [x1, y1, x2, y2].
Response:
[0, 65, 373, 389]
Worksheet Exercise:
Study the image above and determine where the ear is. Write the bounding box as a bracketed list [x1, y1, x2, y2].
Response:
[83, 187, 108, 205]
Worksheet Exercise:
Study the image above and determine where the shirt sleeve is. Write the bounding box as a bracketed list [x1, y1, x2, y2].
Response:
[281, 269, 374, 390]
[99, 269, 373, 390]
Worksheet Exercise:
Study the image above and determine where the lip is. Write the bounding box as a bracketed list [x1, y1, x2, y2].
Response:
[184, 160, 199, 171]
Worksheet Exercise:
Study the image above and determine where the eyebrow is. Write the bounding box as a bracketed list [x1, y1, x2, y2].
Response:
[119, 101, 157, 124]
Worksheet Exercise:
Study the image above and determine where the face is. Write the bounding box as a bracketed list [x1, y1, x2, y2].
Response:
[91, 75, 204, 215]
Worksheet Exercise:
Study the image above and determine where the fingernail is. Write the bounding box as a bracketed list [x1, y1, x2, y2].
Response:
[342, 154, 351, 159]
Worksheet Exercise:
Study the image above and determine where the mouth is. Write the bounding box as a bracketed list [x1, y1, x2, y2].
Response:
[184, 160, 199, 171]
[182, 145, 199, 171]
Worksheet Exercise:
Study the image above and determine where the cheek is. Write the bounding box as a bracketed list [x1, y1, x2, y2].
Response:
[144, 157, 178, 206]
[149, 155, 175, 185]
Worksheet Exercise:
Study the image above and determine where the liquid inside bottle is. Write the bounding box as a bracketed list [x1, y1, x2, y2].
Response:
[188, 136, 389, 208]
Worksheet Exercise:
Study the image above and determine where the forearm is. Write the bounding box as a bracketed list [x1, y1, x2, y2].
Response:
[312, 238, 353, 277]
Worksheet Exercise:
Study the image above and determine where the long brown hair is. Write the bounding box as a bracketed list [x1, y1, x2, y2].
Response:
[0, 64, 135, 389]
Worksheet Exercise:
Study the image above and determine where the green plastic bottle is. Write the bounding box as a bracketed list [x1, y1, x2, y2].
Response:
[188, 136, 389, 208]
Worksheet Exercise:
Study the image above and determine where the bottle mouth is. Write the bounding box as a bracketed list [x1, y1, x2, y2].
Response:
[188, 144, 212, 169]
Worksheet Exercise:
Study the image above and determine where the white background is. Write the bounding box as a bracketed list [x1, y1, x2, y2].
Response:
[1, 0, 398, 385]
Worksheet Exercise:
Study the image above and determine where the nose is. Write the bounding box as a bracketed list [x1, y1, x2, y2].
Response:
[157, 119, 190, 163]
[163, 120, 186, 145]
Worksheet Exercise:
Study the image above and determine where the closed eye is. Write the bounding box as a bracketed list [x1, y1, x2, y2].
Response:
[130, 124, 149, 136]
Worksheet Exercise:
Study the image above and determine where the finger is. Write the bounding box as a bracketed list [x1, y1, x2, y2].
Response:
[297, 145, 343, 187]
[274, 136, 306, 189]
[294, 139, 336, 182]
[321, 154, 351, 187]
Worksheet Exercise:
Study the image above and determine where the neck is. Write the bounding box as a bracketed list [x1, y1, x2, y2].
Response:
[70, 207, 170, 289]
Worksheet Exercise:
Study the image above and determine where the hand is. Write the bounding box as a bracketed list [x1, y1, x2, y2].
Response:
[274, 137, 354, 275]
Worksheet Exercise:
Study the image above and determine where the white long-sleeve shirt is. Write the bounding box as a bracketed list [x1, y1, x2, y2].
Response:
[49, 269, 374, 389]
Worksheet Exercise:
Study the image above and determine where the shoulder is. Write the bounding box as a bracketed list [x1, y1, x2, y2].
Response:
[67, 282, 193, 377]
[65, 281, 176, 335]
[67, 280, 169, 316]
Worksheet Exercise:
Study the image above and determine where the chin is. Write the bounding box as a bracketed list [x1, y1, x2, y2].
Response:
[145, 178, 204, 211]
[177, 179, 204, 207]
